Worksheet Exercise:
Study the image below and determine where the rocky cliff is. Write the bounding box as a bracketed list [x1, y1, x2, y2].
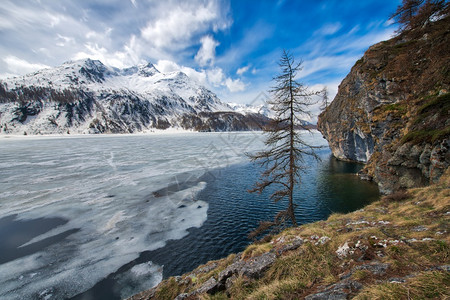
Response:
[318, 15, 450, 194]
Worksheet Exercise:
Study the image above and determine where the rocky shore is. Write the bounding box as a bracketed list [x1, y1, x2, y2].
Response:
[129, 168, 449, 299]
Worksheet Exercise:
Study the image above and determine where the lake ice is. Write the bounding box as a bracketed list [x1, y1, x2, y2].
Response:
[0, 131, 280, 299]
[0, 131, 372, 300]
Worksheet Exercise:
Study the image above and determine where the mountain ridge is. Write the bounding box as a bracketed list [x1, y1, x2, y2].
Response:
[0, 59, 271, 134]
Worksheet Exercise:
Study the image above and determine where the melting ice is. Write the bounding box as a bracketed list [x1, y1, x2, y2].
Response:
[0, 131, 327, 299]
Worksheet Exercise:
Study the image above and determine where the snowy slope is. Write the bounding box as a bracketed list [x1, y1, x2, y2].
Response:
[227, 102, 275, 118]
[0, 59, 268, 134]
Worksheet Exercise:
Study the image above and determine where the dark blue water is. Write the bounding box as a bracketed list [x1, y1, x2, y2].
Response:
[75, 149, 379, 299]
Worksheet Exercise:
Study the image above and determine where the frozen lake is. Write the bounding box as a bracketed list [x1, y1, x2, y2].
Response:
[0, 131, 379, 299]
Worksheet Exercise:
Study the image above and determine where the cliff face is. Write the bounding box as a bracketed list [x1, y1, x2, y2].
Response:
[318, 16, 450, 194]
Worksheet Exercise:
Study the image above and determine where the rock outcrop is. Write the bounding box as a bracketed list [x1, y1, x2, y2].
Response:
[318, 16, 450, 193]
[128, 169, 450, 299]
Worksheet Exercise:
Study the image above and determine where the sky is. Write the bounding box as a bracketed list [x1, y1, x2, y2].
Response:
[0, 0, 401, 111]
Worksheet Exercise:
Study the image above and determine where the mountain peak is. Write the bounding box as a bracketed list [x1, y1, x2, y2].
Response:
[137, 62, 159, 77]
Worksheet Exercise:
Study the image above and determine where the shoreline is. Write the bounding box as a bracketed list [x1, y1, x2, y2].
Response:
[0, 128, 200, 140]
[130, 168, 449, 299]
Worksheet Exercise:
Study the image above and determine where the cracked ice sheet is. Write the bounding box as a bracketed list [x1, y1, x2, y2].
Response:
[0, 131, 326, 299]
[0, 132, 269, 299]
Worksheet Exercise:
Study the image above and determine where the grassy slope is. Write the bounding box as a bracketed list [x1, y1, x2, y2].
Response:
[131, 168, 449, 299]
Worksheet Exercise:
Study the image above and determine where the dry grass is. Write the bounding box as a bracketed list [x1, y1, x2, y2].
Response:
[139, 169, 450, 300]
[242, 243, 273, 259]
[152, 277, 182, 300]
[356, 271, 450, 300]
[246, 278, 306, 300]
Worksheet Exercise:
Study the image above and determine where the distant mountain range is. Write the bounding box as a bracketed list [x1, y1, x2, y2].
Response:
[0, 59, 272, 134]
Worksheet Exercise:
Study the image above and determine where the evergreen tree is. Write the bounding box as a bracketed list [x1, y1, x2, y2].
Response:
[248, 50, 322, 234]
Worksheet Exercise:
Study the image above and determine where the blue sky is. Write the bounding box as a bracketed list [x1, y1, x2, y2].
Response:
[0, 0, 400, 109]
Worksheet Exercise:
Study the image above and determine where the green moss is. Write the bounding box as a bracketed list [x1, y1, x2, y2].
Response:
[383, 103, 407, 113]
[401, 127, 450, 144]
[417, 92, 450, 116]
[391, 39, 417, 54]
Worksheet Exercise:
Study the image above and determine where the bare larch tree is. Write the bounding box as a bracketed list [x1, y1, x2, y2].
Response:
[390, 0, 449, 31]
[248, 50, 322, 234]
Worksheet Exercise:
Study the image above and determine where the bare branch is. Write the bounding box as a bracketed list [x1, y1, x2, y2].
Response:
[247, 49, 321, 232]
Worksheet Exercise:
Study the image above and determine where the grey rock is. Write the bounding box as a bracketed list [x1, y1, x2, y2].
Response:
[195, 276, 219, 295]
[127, 287, 157, 300]
[429, 265, 450, 272]
[412, 225, 428, 232]
[174, 293, 189, 300]
[239, 252, 276, 279]
[276, 238, 304, 255]
[218, 252, 276, 285]
[305, 280, 363, 300]
[353, 262, 390, 276]
[218, 263, 241, 283]
[196, 262, 218, 274]
[389, 277, 407, 283]
[225, 274, 238, 291]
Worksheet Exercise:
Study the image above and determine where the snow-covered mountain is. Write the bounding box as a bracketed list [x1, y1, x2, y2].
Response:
[228, 102, 275, 118]
[0, 59, 270, 134]
[228, 102, 315, 128]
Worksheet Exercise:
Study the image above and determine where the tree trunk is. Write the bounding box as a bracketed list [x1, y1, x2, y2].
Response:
[288, 66, 297, 226]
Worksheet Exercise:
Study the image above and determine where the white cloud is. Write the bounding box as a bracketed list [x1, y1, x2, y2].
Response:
[296, 55, 361, 80]
[155, 59, 181, 73]
[156, 60, 246, 93]
[56, 34, 75, 47]
[73, 35, 143, 69]
[0, 0, 232, 80]
[140, 2, 226, 50]
[155, 59, 207, 85]
[206, 67, 246, 92]
[348, 25, 360, 35]
[3, 55, 50, 74]
[195, 35, 219, 67]
[182, 67, 207, 85]
[155, 62, 246, 93]
[314, 22, 342, 36]
[225, 78, 246, 92]
[236, 65, 250, 75]
[207, 67, 225, 87]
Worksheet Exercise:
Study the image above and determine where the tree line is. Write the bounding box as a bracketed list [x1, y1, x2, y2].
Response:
[0, 82, 80, 104]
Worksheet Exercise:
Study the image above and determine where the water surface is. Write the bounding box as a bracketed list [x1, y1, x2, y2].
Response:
[0, 132, 378, 299]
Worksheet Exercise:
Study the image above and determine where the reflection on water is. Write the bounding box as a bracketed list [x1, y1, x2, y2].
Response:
[0, 133, 379, 300]
[314, 156, 379, 217]
[76, 151, 379, 300]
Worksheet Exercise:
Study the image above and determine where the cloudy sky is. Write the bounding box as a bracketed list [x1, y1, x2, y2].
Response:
[0, 0, 400, 106]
